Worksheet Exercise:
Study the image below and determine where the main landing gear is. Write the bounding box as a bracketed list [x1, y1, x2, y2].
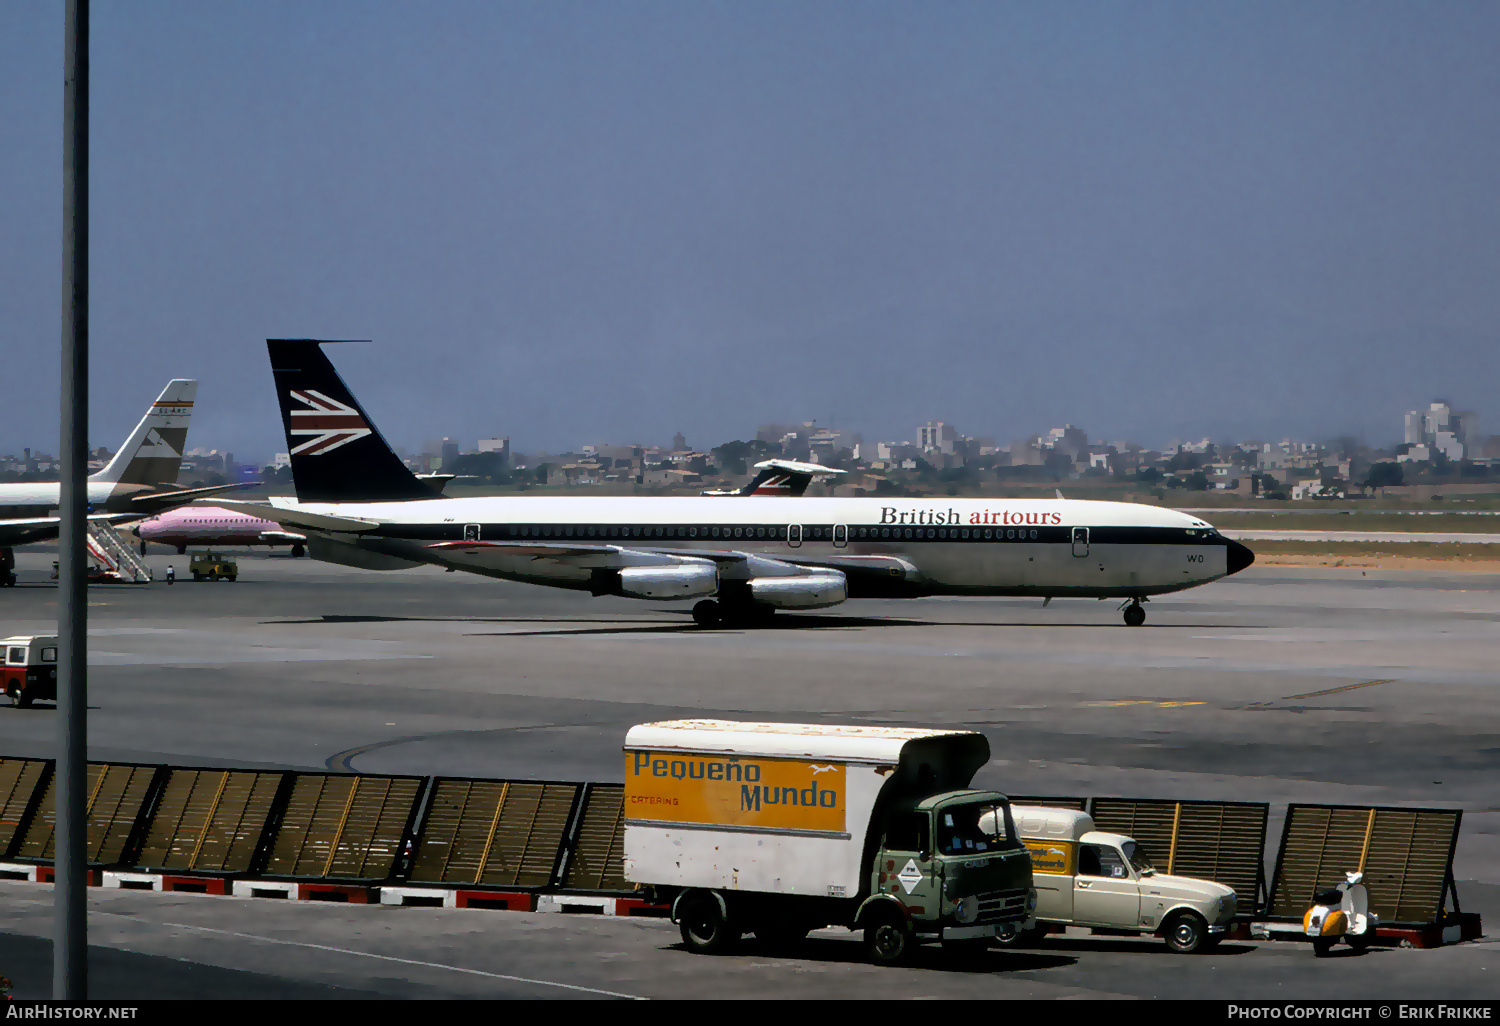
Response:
[1121, 598, 1147, 627]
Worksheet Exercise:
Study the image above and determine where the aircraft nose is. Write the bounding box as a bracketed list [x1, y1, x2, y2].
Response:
[1226, 538, 1255, 575]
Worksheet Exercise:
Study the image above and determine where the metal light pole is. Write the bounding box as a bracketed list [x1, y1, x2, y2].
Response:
[57, 0, 89, 1000]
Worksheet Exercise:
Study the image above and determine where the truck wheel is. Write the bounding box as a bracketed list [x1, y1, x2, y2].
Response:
[678, 892, 735, 954]
[14, 689, 33, 709]
[1347, 934, 1371, 954]
[864, 908, 914, 965]
[226, 575, 237, 582]
[1165, 911, 1209, 954]
[1312, 937, 1337, 957]
[995, 924, 1046, 948]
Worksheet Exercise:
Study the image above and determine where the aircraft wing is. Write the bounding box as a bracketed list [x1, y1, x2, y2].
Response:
[0, 513, 144, 548]
[128, 482, 247, 511]
[203, 499, 380, 534]
[427, 540, 624, 562]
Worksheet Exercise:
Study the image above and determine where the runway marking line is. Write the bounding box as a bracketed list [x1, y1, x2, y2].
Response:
[88, 909, 646, 1000]
[1077, 700, 1205, 708]
[1245, 679, 1398, 707]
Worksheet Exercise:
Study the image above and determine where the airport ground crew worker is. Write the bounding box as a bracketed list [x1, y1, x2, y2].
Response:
[166, 564, 175, 585]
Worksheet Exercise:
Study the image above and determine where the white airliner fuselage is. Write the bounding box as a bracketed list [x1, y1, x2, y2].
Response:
[229, 493, 1254, 625]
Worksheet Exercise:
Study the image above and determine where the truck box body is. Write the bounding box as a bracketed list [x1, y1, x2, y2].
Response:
[624, 720, 989, 898]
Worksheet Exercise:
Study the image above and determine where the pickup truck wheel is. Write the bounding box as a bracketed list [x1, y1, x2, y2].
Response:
[864, 909, 914, 965]
[678, 892, 735, 954]
[1165, 911, 1208, 954]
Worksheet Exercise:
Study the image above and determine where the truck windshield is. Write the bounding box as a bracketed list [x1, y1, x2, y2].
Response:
[939, 802, 1017, 856]
[1121, 840, 1156, 875]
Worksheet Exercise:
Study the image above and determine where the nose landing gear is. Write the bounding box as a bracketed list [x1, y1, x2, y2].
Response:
[1121, 598, 1147, 627]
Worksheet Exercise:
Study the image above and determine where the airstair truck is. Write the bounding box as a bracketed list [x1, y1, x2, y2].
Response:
[623, 719, 1036, 964]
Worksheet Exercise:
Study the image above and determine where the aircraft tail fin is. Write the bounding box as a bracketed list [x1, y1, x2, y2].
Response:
[91, 379, 197, 487]
[740, 459, 847, 496]
[267, 339, 434, 503]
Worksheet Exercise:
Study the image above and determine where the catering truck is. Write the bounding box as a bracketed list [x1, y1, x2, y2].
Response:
[994, 805, 1238, 953]
[623, 719, 1036, 964]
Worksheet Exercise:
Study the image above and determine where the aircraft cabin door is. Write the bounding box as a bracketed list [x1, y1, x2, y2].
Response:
[1071, 526, 1089, 558]
[833, 524, 848, 548]
[464, 524, 481, 542]
[787, 524, 802, 548]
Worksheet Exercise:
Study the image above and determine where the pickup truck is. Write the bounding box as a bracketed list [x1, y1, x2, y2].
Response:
[995, 805, 1237, 953]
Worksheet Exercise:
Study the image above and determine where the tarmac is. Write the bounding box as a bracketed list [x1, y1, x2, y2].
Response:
[0, 547, 1496, 1000]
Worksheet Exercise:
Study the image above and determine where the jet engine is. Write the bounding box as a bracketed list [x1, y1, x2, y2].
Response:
[747, 572, 847, 609]
[616, 564, 719, 600]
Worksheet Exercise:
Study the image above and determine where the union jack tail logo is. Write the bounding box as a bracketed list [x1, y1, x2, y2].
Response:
[288, 389, 372, 456]
[750, 474, 793, 495]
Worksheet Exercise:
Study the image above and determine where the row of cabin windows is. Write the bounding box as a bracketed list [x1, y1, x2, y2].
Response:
[500, 524, 1044, 542]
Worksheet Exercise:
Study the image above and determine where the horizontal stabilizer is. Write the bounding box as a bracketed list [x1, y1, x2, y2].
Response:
[129, 482, 247, 509]
[203, 499, 379, 533]
[711, 459, 848, 497]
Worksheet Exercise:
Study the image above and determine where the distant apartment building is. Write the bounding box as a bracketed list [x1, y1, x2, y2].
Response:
[1402, 400, 1473, 462]
[477, 436, 511, 460]
[918, 421, 957, 455]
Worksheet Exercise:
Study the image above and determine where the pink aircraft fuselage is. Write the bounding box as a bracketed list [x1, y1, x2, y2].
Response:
[133, 506, 306, 555]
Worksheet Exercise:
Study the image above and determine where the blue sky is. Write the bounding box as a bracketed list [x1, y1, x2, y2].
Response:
[3, 1, 1498, 462]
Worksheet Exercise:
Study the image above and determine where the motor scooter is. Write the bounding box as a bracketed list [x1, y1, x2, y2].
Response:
[1303, 871, 1377, 956]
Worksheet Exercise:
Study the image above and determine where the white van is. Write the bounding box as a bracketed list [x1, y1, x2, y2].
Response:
[996, 805, 1237, 953]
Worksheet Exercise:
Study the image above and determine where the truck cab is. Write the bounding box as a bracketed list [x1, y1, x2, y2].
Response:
[2, 635, 59, 708]
[871, 791, 1034, 950]
[1003, 806, 1237, 953]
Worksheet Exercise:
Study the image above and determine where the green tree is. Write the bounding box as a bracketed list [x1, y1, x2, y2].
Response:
[1364, 462, 1403, 491]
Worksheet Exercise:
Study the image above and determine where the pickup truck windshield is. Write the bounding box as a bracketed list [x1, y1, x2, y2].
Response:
[1122, 840, 1156, 875]
[938, 802, 1017, 856]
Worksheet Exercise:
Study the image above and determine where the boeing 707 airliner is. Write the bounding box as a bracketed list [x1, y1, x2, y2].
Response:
[214, 340, 1253, 626]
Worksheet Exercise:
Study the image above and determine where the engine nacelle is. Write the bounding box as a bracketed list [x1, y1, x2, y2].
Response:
[617, 565, 719, 600]
[748, 572, 847, 609]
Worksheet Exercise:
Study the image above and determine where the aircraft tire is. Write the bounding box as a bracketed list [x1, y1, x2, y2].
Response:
[692, 600, 721, 628]
[1123, 604, 1146, 627]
